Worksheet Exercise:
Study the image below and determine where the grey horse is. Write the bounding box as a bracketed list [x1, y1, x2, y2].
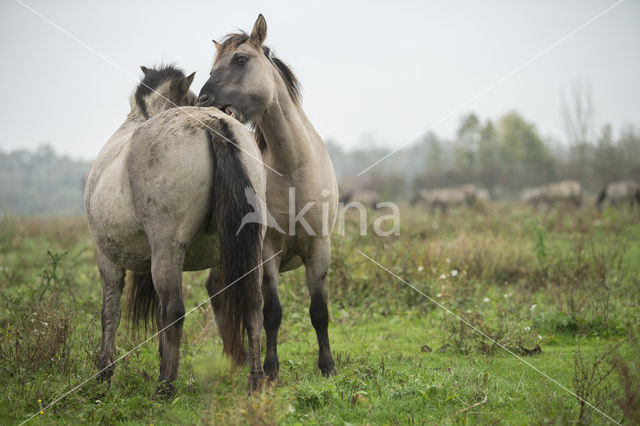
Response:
[596, 180, 640, 209]
[84, 65, 268, 395]
[522, 180, 582, 208]
[197, 15, 340, 382]
[412, 184, 477, 212]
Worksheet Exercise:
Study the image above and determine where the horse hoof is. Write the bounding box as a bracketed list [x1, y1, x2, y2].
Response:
[264, 358, 279, 383]
[154, 381, 176, 399]
[96, 357, 114, 383]
[318, 355, 336, 377]
[321, 367, 337, 378]
[265, 371, 279, 384]
[97, 369, 113, 383]
[247, 372, 266, 394]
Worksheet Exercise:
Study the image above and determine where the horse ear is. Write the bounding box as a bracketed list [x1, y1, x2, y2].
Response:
[212, 39, 221, 50]
[183, 72, 196, 91]
[140, 65, 151, 76]
[249, 14, 267, 47]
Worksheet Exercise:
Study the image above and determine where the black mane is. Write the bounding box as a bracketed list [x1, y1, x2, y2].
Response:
[134, 64, 186, 118]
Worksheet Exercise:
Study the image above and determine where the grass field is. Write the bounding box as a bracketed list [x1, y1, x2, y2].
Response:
[1, 204, 639, 424]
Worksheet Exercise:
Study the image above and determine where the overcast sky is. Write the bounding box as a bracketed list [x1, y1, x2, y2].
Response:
[1, 0, 638, 159]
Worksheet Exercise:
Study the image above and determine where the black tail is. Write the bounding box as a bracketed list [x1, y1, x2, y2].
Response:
[207, 119, 264, 365]
[125, 271, 158, 335]
[596, 184, 608, 209]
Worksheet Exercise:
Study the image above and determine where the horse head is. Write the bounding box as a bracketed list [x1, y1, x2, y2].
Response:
[131, 65, 196, 119]
[196, 15, 300, 126]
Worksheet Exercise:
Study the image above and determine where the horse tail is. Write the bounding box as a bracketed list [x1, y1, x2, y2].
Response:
[206, 119, 264, 365]
[125, 271, 158, 334]
[596, 183, 608, 209]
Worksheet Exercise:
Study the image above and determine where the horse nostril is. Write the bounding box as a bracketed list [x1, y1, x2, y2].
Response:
[197, 94, 211, 106]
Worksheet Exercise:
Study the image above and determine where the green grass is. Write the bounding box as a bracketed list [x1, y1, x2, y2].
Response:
[1, 205, 639, 424]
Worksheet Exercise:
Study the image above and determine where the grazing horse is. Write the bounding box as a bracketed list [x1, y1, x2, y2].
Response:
[596, 180, 640, 209]
[522, 180, 582, 208]
[197, 15, 339, 381]
[522, 186, 546, 207]
[340, 189, 382, 209]
[84, 65, 268, 395]
[412, 184, 477, 212]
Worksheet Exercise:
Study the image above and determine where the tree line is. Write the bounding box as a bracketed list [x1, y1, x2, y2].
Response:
[329, 111, 640, 201]
[1, 107, 639, 215]
[0, 145, 90, 216]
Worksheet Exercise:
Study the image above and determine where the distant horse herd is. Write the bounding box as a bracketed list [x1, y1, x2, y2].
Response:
[341, 179, 640, 212]
[340, 179, 640, 213]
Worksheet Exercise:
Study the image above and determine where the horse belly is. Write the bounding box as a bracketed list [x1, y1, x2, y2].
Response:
[87, 170, 151, 271]
[183, 232, 220, 271]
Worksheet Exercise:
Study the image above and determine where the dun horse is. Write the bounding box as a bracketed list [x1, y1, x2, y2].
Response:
[340, 189, 382, 209]
[412, 184, 477, 212]
[197, 15, 339, 381]
[84, 65, 268, 395]
[596, 180, 640, 209]
[522, 180, 582, 208]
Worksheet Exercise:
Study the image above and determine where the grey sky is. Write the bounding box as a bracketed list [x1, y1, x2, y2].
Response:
[1, 0, 638, 160]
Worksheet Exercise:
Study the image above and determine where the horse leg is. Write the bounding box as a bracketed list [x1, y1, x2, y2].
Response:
[151, 245, 186, 397]
[156, 302, 163, 360]
[262, 253, 282, 382]
[305, 240, 336, 377]
[244, 273, 266, 392]
[96, 249, 125, 382]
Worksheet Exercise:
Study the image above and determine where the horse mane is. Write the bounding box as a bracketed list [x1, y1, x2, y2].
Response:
[215, 33, 302, 153]
[134, 64, 186, 118]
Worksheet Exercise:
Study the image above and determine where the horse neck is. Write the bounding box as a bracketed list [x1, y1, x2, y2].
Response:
[127, 86, 173, 121]
[126, 94, 151, 123]
[256, 85, 321, 176]
[126, 110, 146, 123]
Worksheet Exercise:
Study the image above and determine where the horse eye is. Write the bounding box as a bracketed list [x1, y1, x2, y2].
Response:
[235, 55, 248, 65]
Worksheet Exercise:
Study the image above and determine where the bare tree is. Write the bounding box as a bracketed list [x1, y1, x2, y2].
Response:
[561, 80, 595, 146]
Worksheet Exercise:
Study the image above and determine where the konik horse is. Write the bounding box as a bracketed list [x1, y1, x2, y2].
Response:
[197, 15, 340, 381]
[85, 65, 268, 394]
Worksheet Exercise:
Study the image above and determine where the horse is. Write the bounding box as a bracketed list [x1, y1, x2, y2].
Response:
[84, 65, 268, 395]
[196, 15, 339, 382]
[412, 184, 477, 212]
[546, 180, 582, 207]
[522, 180, 582, 209]
[522, 186, 546, 207]
[340, 189, 382, 209]
[596, 180, 640, 209]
